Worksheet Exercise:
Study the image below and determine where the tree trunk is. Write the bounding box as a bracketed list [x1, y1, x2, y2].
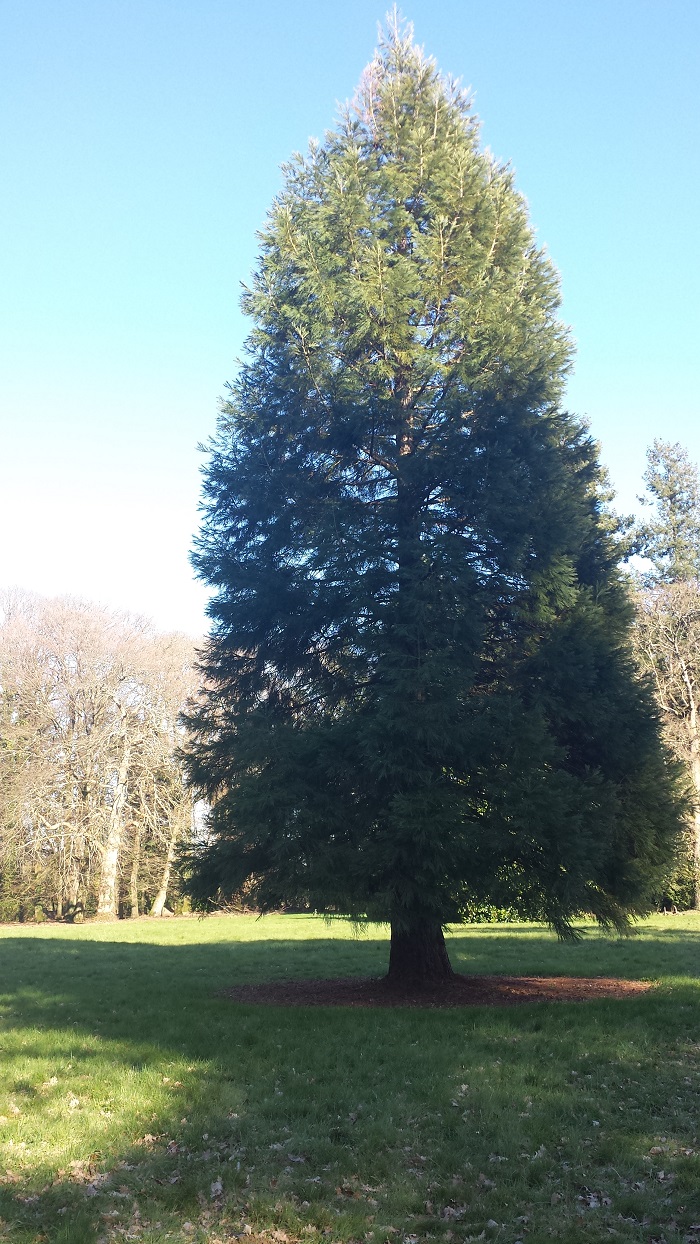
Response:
[386, 917, 455, 987]
[65, 830, 85, 920]
[691, 752, 700, 911]
[685, 680, 700, 908]
[96, 733, 131, 919]
[150, 823, 178, 917]
[386, 414, 455, 990]
[129, 821, 141, 918]
[56, 833, 64, 919]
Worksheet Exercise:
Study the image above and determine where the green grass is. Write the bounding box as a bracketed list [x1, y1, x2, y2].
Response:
[0, 913, 699, 1244]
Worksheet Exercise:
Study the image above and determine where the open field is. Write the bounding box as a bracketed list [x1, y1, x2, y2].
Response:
[0, 913, 699, 1244]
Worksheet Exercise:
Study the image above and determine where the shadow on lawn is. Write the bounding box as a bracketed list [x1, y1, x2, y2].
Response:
[0, 929, 698, 1242]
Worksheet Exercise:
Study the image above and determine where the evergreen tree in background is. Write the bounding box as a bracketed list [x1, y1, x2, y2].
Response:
[635, 440, 700, 584]
[185, 20, 684, 984]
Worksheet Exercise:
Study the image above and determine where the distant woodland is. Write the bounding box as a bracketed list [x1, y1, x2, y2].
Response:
[0, 590, 197, 922]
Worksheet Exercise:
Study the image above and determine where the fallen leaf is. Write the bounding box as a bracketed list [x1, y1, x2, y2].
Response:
[441, 1205, 467, 1220]
[576, 1191, 611, 1209]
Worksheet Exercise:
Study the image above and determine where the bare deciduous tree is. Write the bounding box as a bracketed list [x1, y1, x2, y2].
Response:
[0, 591, 197, 921]
[635, 582, 700, 908]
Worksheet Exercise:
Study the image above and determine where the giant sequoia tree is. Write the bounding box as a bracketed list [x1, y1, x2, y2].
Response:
[186, 22, 684, 984]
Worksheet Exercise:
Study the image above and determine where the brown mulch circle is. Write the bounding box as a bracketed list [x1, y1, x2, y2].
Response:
[221, 973, 654, 1009]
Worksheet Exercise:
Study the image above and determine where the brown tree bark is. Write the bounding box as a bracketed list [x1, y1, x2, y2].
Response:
[386, 917, 456, 987]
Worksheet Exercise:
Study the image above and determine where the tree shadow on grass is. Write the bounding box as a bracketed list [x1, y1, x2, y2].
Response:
[0, 928, 698, 1242]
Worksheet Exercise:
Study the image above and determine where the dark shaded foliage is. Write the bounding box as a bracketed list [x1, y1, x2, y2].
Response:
[183, 23, 684, 977]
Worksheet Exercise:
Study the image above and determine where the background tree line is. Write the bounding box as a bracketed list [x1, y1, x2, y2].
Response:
[632, 439, 700, 910]
[0, 590, 197, 922]
[2, 437, 700, 927]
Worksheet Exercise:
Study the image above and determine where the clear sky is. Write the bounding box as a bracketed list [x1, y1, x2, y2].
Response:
[1, 0, 698, 636]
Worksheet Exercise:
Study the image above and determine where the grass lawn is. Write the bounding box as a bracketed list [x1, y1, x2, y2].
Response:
[0, 913, 698, 1244]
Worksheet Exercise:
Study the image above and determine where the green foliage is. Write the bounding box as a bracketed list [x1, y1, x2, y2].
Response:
[186, 21, 684, 938]
[634, 439, 700, 583]
[0, 896, 21, 923]
[460, 902, 521, 923]
[654, 828, 697, 910]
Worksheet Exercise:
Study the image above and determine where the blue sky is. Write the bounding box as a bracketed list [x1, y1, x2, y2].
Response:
[1, 0, 698, 635]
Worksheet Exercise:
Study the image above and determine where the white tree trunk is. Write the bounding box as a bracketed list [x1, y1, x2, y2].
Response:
[150, 823, 178, 917]
[96, 734, 131, 919]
